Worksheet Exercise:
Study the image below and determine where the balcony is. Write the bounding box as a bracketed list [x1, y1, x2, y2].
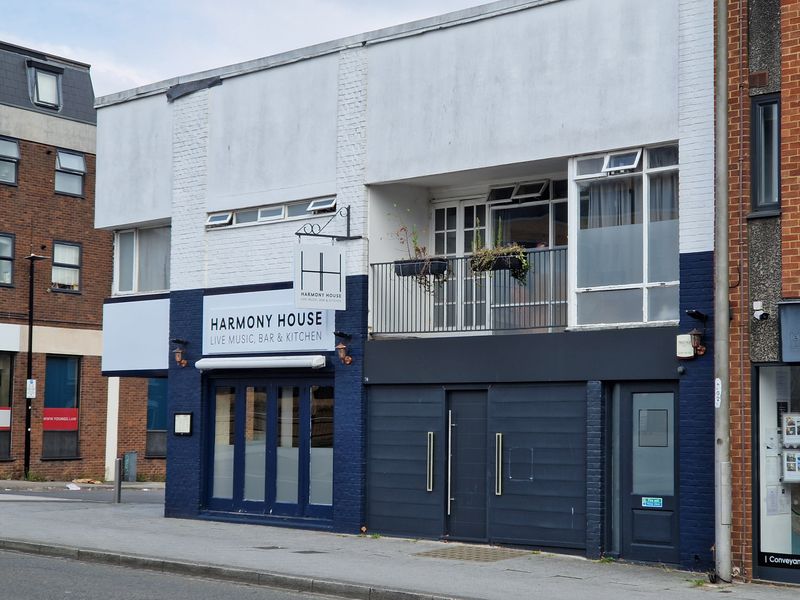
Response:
[370, 248, 567, 336]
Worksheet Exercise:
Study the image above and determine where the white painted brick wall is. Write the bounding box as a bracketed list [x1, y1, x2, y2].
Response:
[171, 90, 210, 291]
[678, 0, 715, 254]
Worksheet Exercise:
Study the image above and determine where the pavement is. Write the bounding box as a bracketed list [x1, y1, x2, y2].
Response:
[0, 480, 797, 600]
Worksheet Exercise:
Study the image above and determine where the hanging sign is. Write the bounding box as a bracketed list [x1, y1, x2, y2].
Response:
[203, 288, 334, 355]
[294, 245, 346, 311]
[42, 408, 79, 431]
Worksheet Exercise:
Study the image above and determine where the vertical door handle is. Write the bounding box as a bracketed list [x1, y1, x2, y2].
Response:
[426, 431, 434, 492]
[495, 433, 503, 496]
[447, 410, 453, 515]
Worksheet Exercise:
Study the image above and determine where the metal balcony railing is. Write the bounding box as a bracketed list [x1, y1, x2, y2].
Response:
[370, 247, 567, 335]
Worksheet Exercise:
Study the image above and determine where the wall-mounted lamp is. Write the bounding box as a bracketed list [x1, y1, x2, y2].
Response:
[170, 338, 188, 368]
[677, 310, 707, 359]
[334, 331, 353, 365]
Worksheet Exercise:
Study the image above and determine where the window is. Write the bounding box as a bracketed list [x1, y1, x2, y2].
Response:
[0, 234, 13, 286]
[146, 379, 168, 458]
[206, 196, 338, 229]
[753, 95, 780, 211]
[55, 150, 86, 196]
[115, 226, 171, 294]
[574, 145, 679, 325]
[0, 353, 11, 459]
[51, 242, 81, 292]
[42, 356, 80, 459]
[32, 68, 61, 108]
[0, 138, 19, 185]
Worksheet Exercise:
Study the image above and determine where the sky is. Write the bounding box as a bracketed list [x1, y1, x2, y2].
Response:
[1, 0, 486, 97]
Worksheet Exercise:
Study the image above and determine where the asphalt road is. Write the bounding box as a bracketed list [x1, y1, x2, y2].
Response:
[0, 550, 324, 600]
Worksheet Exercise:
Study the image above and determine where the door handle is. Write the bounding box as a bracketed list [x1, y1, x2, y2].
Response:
[495, 433, 503, 496]
[447, 410, 453, 515]
[426, 431, 434, 492]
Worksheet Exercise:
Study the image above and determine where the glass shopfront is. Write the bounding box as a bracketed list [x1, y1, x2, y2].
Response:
[757, 367, 800, 578]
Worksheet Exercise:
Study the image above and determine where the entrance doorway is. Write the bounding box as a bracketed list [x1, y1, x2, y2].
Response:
[613, 383, 679, 563]
[206, 378, 334, 519]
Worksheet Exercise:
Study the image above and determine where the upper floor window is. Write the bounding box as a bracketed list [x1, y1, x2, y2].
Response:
[51, 242, 81, 292]
[753, 95, 779, 211]
[0, 234, 13, 286]
[574, 145, 679, 326]
[0, 138, 19, 185]
[115, 226, 171, 294]
[29, 66, 61, 109]
[206, 196, 337, 229]
[55, 150, 86, 196]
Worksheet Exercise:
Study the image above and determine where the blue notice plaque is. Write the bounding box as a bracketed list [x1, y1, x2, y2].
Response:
[641, 497, 663, 508]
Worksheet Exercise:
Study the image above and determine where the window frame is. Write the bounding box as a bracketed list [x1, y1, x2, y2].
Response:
[54, 149, 86, 197]
[569, 144, 680, 328]
[752, 94, 780, 212]
[0, 232, 14, 288]
[50, 240, 82, 294]
[0, 136, 20, 186]
[113, 226, 171, 295]
[31, 67, 62, 109]
[145, 378, 168, 459]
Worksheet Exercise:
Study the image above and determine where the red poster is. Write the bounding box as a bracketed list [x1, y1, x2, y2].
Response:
[0, 407, 10, 431]
[42, 408, 79, 431]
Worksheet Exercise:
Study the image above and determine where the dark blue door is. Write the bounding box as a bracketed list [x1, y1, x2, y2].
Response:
[446, 390, 488, 541]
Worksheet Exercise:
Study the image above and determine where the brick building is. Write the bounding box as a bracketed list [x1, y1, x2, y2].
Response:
[0, 42, 165, 482]
[726, 0, 800, 585]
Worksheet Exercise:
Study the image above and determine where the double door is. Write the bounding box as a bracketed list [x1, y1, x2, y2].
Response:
[207, 378, 334, 519]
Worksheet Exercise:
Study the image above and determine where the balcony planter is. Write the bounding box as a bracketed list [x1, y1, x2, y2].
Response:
[394, 258, 449, 277]
[469, 243, 530, 284]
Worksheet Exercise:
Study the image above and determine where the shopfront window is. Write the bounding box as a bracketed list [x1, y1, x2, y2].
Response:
[0, 353, 11, 459]
[309, 385, 334, 505]
[758, 367, 800, 570]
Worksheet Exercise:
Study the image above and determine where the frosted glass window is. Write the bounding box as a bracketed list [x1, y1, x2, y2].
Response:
[309, 386, 334, 505]
[213, 387, 236, 499]
[578, 178, 643, 287]
[137, 227, 170, 292]
[753, 98, 779, 210]
[243, 386, 267, 502]
[276, 386, 299, 504]
[117, 232, 134, 292]
[578, 289, 643, 325]
[632, 393, 674, 496]
[648, 145, 679, 168]
[0, 235, 12, 285]
[648, 285, 679, 321]
[55, 171, 82, 195]
[0, 138, 19, 185]
[576, 157, 604, 176]
[648, 172, 679, 283]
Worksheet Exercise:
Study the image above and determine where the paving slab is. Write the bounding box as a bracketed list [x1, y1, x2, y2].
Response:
[0, 493, 796, 600]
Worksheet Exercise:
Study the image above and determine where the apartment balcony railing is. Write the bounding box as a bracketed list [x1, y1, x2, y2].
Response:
[370, 247, 567, 335]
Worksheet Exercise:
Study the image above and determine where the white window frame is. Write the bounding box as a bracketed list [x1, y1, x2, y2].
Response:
[601, 149, 642, 174]
[113, 226, 171, 295]
[307, 197, 337, 213]
[33, 69, 61, 108]
[568, 144, 679, 329]
[206, 212, 232, 227]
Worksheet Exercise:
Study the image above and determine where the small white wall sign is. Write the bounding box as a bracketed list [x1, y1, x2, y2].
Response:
[294, 245, 346, 311]
[26, 379, 36, 399]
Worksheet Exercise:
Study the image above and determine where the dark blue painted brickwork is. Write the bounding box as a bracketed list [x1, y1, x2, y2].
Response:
[679, 251, 715, 570]
[164, 277, 368, 534]
[586, 381, 604, 559]
[333, 275, 368, 532]
[165, 289, 205, 519]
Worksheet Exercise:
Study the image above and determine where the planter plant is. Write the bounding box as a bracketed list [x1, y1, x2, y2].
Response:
[469, 219, 530, 284]
[392, 225, 448, 291]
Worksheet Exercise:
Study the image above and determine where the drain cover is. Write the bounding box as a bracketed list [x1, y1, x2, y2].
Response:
[415, 546, 530, 562]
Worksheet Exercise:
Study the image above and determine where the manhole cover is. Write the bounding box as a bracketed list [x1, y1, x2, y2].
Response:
[414, 546, 530, 562]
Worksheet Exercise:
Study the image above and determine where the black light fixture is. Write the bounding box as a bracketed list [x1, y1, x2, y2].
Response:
[334, 331, 353, 365]
[170, 338, 188, 368]
[685, 309, 708, 357]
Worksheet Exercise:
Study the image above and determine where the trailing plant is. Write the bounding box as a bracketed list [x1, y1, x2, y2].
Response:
[393, 224, 448, 292]
[468, 218, 530, 284]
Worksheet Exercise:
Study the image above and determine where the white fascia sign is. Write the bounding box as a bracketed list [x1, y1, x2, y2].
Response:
[294, 244, 346, 311]
[203, 288, 335, 355]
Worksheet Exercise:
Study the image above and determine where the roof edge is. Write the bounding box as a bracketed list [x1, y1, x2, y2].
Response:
[0, 40, 91, 70]
[94, 0, 561, 108]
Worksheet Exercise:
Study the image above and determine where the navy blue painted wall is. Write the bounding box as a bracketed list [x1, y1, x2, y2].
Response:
[163, 277, 368, 533]
[586, 381, 604, 559]
[333, 275, 368, 532]
[165, 289, 205, 518]
[678, 250, 715, 570]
